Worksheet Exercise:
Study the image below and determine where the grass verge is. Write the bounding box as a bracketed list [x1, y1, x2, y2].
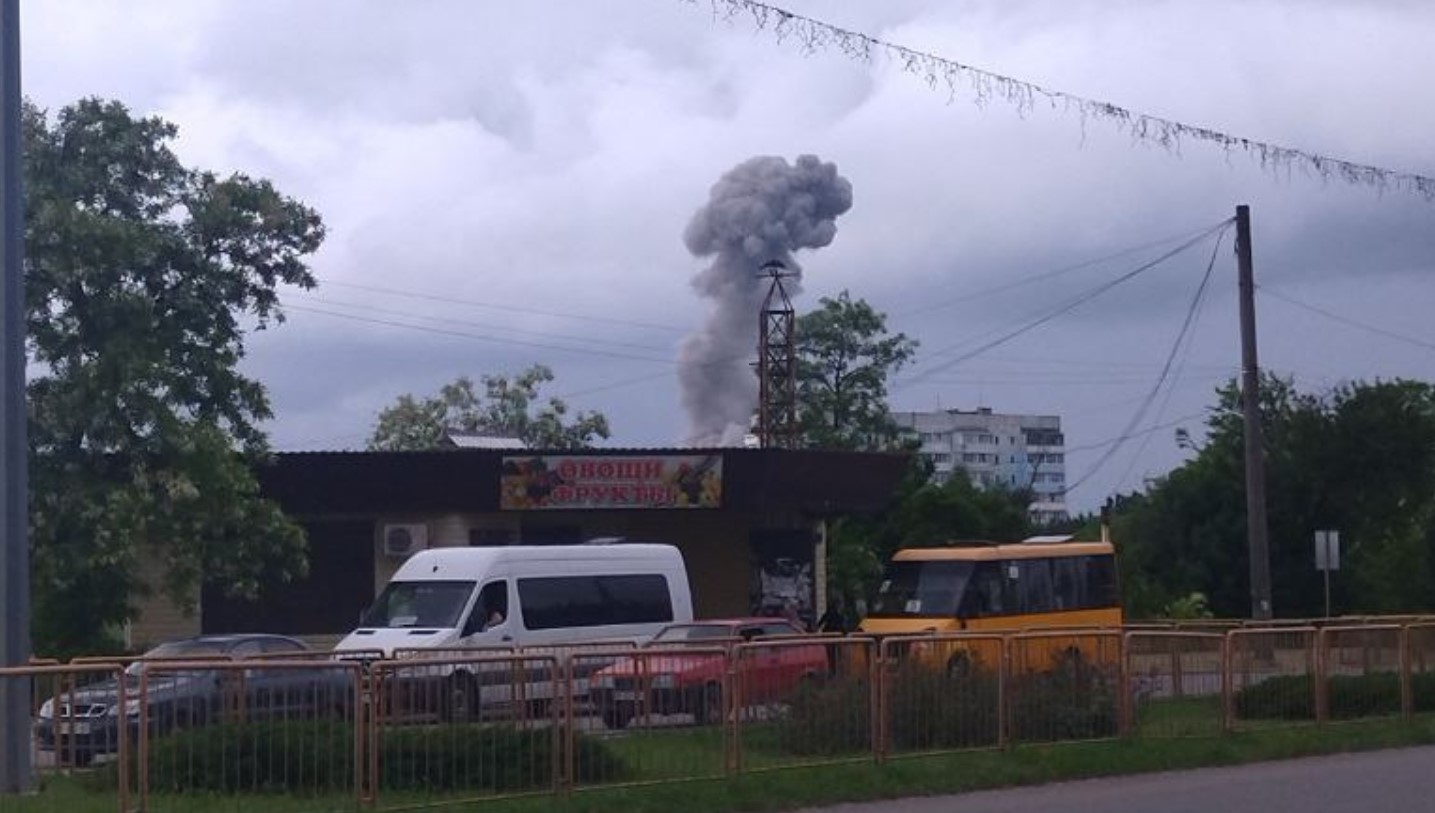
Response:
[500, 717, 1435, 813]
[10, 717, 1435, 813]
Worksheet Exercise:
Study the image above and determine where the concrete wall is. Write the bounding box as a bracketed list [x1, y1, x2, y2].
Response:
[128, 558, 199, 650]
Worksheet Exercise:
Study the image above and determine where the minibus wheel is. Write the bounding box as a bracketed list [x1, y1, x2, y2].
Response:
[441, 673, 477, 723]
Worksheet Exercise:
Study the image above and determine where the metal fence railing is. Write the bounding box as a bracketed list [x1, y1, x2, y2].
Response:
[1125, 631, 1225, 738]
[368, 653, 561, 808]
[13, 617, 1435, 811]
[1316, 625, 1404, 723]
[135, 659, 364, 813]
[572, 646, 730, 789]
[878, 634, 1004, 760]
[736, 636, 875, 772]
[1227, 626, 1318, 730]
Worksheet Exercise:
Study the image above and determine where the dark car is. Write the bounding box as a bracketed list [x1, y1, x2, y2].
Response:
[35, 634, 355, 765]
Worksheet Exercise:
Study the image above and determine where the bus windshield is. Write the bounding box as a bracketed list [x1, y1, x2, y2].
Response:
[869, 560, 974, 618]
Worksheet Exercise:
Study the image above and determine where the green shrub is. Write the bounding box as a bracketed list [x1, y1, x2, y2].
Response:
[101, 720, 627, 794]
[1235, 671, 1435, 720]
[776, 659, 1116, 756]
[884, 665, 1000, 750]
[1007, 661, 1119, 742]
[775, 677, 872, 756]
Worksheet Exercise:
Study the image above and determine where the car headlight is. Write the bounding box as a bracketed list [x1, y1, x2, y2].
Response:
[650, 674, 677, 690]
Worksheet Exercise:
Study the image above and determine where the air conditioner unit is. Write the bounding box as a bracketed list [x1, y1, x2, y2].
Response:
[382, 523, 429, 558]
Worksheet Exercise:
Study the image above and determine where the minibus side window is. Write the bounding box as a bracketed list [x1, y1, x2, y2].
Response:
[462, 580, 509, 636]
[1015, 559, 1054, 614]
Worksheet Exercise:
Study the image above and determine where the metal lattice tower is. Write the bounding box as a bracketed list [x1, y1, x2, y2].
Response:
[757, 260, 799, 449]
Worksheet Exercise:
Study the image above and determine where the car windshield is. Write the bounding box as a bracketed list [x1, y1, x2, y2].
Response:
[869, 560, 974, 618]
[361, 580, 475, 629]
[652, 624, 740, 642]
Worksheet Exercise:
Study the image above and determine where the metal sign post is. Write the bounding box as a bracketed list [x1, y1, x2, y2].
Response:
[1315, 530, 1341, 618]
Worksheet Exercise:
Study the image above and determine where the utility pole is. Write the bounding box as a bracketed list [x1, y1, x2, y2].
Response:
[1237, 204, 1273, 621]
[0, 0, 30, 794]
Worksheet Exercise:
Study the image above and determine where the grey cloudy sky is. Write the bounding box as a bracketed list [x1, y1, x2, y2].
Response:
[21, 0, 1435, 511]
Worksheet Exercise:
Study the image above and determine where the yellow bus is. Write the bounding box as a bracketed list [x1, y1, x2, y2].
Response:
[859, 536, 1123, 638]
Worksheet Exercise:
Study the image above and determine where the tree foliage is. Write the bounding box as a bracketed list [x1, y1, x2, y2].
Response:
[1113, 375, 1435, 619]
[369, 364, 610, 451]
[24, 98, 324, 655]
[796, 291, 917, 450]
[828, 458, 1033, 607]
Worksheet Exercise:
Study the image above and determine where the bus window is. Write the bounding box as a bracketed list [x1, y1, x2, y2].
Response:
[958, 561, 1006, 617]
[1086, 555, 1119, 608]
[1052, 556, 1085, 610]
[1013, 559, 1054, 614]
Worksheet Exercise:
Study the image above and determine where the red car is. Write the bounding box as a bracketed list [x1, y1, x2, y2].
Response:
[589, 619, 827, 729]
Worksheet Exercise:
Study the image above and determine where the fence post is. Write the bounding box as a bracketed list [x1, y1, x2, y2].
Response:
[999, 636, 1012, 750]
[872, 640, 886, 765]
[115, 667, 130, 813]
[866, 639, 878, 768]
[1222, 632, 1234, 733]
[1400, 625, 1413, 720]
[728, 647, 740, 777]
[563, 658, 576, 795]
[1314, 628, 1329, 725]
[1118, 632, 1134, 737]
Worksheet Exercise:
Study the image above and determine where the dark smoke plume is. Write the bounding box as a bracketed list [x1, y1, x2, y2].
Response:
[679, 155, 853, 445]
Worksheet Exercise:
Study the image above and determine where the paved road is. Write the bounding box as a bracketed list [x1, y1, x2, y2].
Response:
[796, 746, 1435, 813]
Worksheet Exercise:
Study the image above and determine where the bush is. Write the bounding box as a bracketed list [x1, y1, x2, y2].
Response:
[1235, 671, 1435, 720]
[776, 659, 1116, 756]
[775, 676, 872, 756]
[1007, 658, 1119, 742]
[885, 665, 1000, 750]
[101, 720, 627, 794]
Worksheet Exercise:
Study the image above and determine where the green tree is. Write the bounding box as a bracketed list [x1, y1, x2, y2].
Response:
[24, 98, 323, 655]
[369, 364, 610, 451]
[1113, 375, 1435, 619]
[796, 291, 917, 450]
[828, 458, 1033, 608]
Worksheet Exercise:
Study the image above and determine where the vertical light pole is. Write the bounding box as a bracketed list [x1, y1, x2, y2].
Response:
[1236, 204, 1272, 621]
[0, 0, 31, 794]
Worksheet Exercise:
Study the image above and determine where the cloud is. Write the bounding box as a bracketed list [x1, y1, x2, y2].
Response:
[22, 0, 1435, 510]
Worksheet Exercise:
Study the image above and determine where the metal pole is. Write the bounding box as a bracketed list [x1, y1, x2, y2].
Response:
[0, 0, 32, 794]
[1236, 204, 1272, 621]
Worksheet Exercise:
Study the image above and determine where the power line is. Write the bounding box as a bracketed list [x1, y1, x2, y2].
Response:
[286, 304, 696, 366]
[898, 221, 1231, 385]
[692, 0, 1435, 199]
[1065, 225, 1230, 494]
[1063, 411, 1208, 455]
[1113, 234, 1223, 490]
[897, 220, 1233, 318]
[291, 293, 677, 354]
[1256, 285, 1435, 353]
[285, 305, 759, 379]
[313, 277, 690, 333]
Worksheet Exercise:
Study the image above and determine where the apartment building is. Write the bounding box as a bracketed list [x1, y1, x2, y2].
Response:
[892, 407, 1068, 524]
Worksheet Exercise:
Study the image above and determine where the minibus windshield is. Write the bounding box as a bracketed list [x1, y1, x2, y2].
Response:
[868, 561, 973, 618]
[361, 580, 476, 628]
